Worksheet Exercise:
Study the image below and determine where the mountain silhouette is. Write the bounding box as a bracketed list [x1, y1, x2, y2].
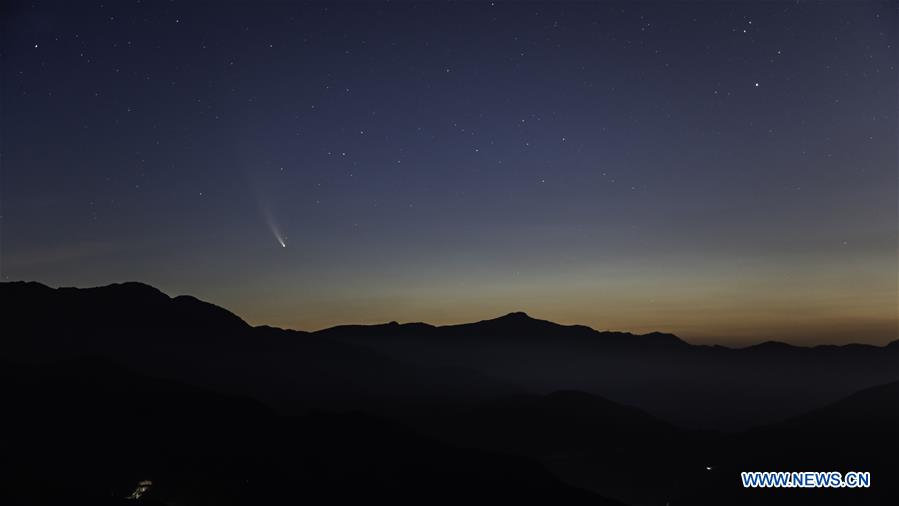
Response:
[4, 281, 896, 430]
[2, 281, 896, 505]
[319, 310, 689, 348]
[4, 281, 251, 335]
[318, 310, 898, 429]
[672, 381, 899, 505]
[0, 281, 521, 414]
[737, 380, 899, 467]
[769, 380, 899, 431]
[438, 390, 679, 453]
[412, 389, 690, 505]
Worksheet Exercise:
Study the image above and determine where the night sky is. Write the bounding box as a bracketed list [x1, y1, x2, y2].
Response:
[2, 1, 896, 345]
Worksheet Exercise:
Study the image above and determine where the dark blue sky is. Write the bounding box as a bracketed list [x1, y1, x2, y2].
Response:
[2, 1, 896, 344]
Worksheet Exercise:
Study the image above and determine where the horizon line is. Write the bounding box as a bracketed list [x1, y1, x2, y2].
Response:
[5, 279, 895, 350]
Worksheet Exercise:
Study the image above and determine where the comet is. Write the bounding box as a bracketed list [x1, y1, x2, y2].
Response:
[263, 208, 287, 248]
[271, 230, 286, 248]
[248, 174, 288, 249]
[255, 189, 287, 249]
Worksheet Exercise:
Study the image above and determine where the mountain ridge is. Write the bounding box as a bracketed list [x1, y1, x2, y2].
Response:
[3, 280, 897, 431]
[5, 281, 894, 349]
[2, 280, 896, 505]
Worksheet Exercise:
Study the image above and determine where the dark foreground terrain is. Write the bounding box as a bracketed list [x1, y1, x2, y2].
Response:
[1, 282, 896, 505]
[0, 358, 611, 505]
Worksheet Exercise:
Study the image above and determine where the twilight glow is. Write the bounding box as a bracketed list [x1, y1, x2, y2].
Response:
[1, 1, 895, 345]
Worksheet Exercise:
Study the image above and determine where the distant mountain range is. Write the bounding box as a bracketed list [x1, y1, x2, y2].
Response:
[1, 281, 896, 505]
[318, 307, 897, 430]
[3, 281, 896, 429]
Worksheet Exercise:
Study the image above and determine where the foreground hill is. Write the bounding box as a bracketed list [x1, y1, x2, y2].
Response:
[390, 383, 898, 506]
[414, 390, 695, 505]
[0, 358, 615, 505]
[673, 381, 899, 505]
